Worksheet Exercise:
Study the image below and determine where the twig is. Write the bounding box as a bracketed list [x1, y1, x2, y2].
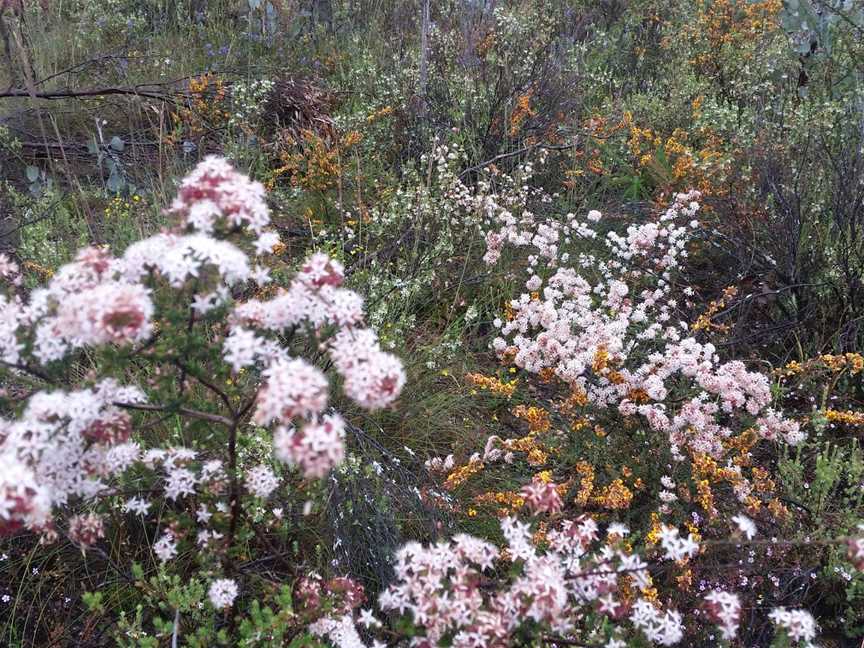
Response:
[0, 359, 54, 383]
[458, 141, 578, 179]
[113, 401, 234, 427]
[0, 85, 175, 102]
[173, 359, 237, 417]
[225, 418, 241, 576]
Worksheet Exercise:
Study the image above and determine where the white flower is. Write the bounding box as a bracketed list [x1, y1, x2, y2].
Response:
[153, 532, 177, 563]
[607, 523, 630, 537]
[244, 464, 279, 499]
[208, 578, 238, 609]
[358, 608, 381, 628]
[197, 504, 212, 524]
[732, 514, 757, 540]
[769, 607, 817, 643]
[123, 496, 150, 516]
[659, 525, 699, 561]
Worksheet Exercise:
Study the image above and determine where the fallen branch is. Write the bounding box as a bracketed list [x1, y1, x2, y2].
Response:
[0, 84, 176, 102]
[458, 140, 579, 179]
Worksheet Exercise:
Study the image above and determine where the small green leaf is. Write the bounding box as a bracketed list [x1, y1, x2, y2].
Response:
[110, 135, 125, 152]
[107, 170, 125, 193]
[82, 591, 104, 612]
[26, 166, 39, 182]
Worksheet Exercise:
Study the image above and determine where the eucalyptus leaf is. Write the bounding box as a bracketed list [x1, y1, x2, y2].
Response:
[107, 171, 125, 193]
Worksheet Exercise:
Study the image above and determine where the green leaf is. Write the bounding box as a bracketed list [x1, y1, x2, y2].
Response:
[108, 170, 125, 193]
[82, 591, 104, 612]
[110, 135, 125, 152]
[26, 166, 39, 182]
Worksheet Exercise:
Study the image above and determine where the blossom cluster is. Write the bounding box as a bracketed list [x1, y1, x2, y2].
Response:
[383, 150, 830, 647]
[0, 157, 404, 543]
[768, 607, 818, 647]
[208, 578, 239, 610]
[483, 190, 802, 462]
[0, 380, 145, 536]
[703, 590, 741, 640]
[474, 181, 805, 507]
[365, 516, 689, 646]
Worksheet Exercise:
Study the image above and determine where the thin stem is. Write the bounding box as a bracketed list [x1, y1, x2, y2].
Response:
[0, 359, 54, 384]
[173, 359, 237, 417]
[114, 401, 234, 427]
[225, 418, 241, 577]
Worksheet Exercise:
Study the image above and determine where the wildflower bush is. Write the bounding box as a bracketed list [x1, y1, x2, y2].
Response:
[0, 158, 406, 646]
[2, 0, 864, 646]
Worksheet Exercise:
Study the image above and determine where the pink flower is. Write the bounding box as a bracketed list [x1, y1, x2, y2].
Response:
[253, 358, 329, 425]
[703, 590, 741, 640]
[55, 282, 154, 349]
[68, 513, 105, 548]
[848, 534, 864, 571]
[169, 155, 271, 235]
[329, 329, 405, 410]
[0, 454, 51, 537]
[273, 413, 346, 478]
[521, 480, 563, 515]
[298, 252, 345, 288]
[757, 409, 805, 445]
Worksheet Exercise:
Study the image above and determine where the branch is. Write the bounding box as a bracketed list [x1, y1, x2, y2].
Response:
[458, 141, 579, 179]
[113, 401, 234, 427]
[0, 85, 175, 102]
[0, 359, 55, 384]
[172, 359, 237, 417]
[225, 418, 241, 578]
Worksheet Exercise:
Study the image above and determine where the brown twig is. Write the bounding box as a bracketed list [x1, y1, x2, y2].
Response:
[0, 84, 176, 102]
[113, 401, 234, 427]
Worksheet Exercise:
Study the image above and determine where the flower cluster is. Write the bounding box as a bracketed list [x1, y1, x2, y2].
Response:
[273, 413, 346, 478]
[208, 578, 239, 610]
[848, 531, 864, 570]
[167, 155, 271, 235]
[658, 524, 700, 561]
[244, 464, 279, 498]
[0, 380, 144, 536]
[0, 156, 404, 544]
[768, 608, 818, 647]
[368, 516, 689, 646]
[392, 153, 826, 646]
[68, 512, 105, 548]
[484, 190, 800, 466]
[703, 590, 741, 640]
[472, 182, 805, 523]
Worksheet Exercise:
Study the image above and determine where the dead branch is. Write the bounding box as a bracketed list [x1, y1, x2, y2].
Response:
[0, 84, 177, 102]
